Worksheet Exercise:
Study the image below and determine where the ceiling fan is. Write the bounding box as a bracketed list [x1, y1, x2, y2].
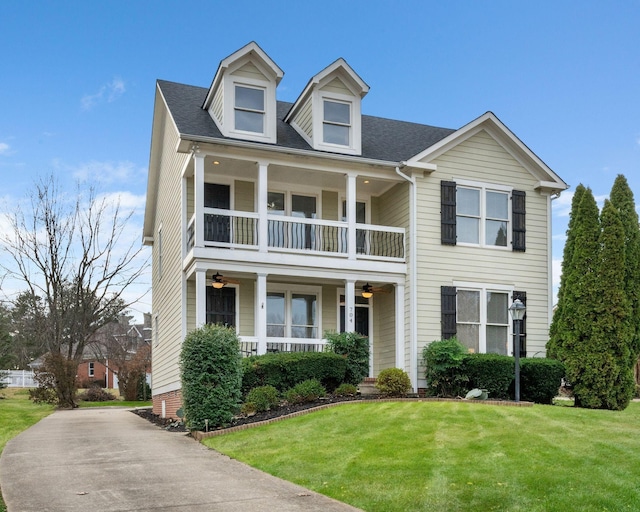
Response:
[211, 272, 240, 289]
[361, 283, 391, 298]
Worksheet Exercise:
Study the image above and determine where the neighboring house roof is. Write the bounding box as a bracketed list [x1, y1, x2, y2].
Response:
[156, 79, 457, 163]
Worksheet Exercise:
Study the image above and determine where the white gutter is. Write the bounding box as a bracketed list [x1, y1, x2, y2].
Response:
[395, 163, 418, 391]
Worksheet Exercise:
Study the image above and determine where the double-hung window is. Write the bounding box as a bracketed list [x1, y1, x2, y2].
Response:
[456, 185, 509, 247]
[267, 289, 318, 339]
[234, 85, 265, 134]
[323, 99, 351, 146]
[456, 287, 510, 355]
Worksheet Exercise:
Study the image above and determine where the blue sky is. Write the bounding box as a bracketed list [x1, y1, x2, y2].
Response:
[1, 1, 639, 320]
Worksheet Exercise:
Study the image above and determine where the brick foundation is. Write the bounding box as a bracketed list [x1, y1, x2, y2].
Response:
[152, 389, 183, 419]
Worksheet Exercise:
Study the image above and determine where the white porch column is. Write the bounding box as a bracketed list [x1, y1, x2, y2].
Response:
[256, 273, 268, 354]
[181, 176, 187, 260]
[195, 268, 207, 327]
[346, 173, 357, 260]
[193, 151, 205, 248]
[257, 161, 269, 253]
[345, 279, 356, 332]
[395, 282, 406, 370]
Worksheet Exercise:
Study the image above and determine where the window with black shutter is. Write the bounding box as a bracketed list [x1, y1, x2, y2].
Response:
[441, 286, 457, 339]
[441, 181, 457, 245]
[512, 190, 526, 252]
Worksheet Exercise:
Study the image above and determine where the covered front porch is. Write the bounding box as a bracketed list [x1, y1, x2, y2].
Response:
[184, 266, 407, 379]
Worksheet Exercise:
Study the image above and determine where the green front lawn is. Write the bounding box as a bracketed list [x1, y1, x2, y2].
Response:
[205, 401, 640, 512]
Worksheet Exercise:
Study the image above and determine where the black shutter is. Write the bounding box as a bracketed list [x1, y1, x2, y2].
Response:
[441, 181, 457, 245]
[512, 190, 526, 252]
[512, 290, 527, 357]
[441, 286, 457, 339]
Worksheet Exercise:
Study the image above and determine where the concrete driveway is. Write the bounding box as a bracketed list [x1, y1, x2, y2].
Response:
[0, 407, 361, 512]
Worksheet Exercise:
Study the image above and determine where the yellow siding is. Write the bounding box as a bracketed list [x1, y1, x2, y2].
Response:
[231, 61, 267, 81]
[322, 190, 338, 221]
[234, 180, 255, 212]
[321, 77, 351, 95]
[295, 97, 313, 139]
[415, 129, 551, 359]
[212, 82, 223, 124]
[151, 113, 189, 392]
[373, 290, 396, 376]
[237, 279, 254, 337]
[322, 285, 338, 334]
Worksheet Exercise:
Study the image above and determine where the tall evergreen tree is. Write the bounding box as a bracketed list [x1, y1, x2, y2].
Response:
[571, 200, 634, 409]
[547, 187, 600, 363]
[609, 174, 640, 368]
[548, 185, 586, 359]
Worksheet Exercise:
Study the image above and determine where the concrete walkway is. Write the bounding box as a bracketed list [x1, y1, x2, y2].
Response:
[0, 407, 361, 512]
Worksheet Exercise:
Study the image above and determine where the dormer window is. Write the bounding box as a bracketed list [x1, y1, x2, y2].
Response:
[323, 99, 351, 146]
[235, 85, 265, 134]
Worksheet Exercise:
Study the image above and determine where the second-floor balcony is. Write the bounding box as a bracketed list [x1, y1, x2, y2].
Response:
[187, 208, 405, 261]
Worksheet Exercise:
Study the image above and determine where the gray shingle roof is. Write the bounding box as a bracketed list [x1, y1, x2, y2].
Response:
[157, 79, 456, 162]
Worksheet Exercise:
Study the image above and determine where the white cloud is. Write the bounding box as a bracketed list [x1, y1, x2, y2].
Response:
[73, 160, 145, 185]
[0, 142, 9, 155]
[552, 190, 573, 217]
[81, 77, 126, 110]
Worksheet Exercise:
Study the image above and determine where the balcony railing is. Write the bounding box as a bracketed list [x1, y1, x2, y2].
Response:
[187, 209, 404, 260]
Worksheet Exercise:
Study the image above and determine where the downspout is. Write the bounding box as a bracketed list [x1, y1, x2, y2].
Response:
[395, 163, 418, 391]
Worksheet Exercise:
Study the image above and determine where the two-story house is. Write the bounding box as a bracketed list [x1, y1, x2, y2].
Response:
[143, 42, 567, 419]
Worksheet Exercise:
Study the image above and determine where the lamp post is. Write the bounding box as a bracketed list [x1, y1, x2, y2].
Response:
[509, 299, 526, 402]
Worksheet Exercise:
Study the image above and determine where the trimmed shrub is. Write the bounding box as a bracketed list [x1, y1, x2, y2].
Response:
[241, 352, 346, 395]
[422, 338, 469, 397]
[244, 385, 280, 413]
[180, 324, 242, 430]
[463, 354, 514, 400]
[519, 358, 565, 404]
[325, 331, 370, 385]
[285, 379, 326, 404]
[376, 368, 412, 397]
[334, 383, 358, 396]
[77, 386, 117, 402]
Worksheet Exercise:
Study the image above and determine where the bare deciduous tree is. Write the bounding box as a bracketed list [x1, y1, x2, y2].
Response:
[0, 175, 148, 408]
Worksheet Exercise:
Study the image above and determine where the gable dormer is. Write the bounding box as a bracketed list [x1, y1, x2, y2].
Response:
[285, 58, 369, 156]
[202, 42, 283, 144]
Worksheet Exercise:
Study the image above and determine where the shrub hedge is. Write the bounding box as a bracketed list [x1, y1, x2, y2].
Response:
[463, 354, 514, 400]
[284, 379, 326, 404]
[422, 338, 469, 397]
[241, 352, 346, 395]
[519, 358, 565, 404]
[325, 331, 370, 385]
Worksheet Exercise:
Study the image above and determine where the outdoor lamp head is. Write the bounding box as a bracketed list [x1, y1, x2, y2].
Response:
[509, 299, 526, 321]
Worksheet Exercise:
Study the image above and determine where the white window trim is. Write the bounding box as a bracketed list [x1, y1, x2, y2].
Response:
[267, 284, 322, 340]
[205, 282, 240, 329]
[88, 362, 95, 378]
[454, 179, 513, 250]
[453, 281, 514, 355]
[220, 73, 278, 143]
[233, 83, 266, 135]
[312, 91, 362, 155]
[266, 189, 321, 218]
[322, 98, 352, 147]
[157, 224, 163, 280]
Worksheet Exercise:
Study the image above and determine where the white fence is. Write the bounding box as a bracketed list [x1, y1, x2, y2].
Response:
[1, 370, 37, 388]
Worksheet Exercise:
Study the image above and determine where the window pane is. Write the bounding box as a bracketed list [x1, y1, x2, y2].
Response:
[235, 110, 263, 133]
[486, 191, 508, 219]
[267, 292, 285, 337]
[456, 324, 479, 354]
[457, 216, 479, 244]
[236, 86, 264, 110]
[324, 123, 349, 145]
[486, 326, 508, 355]
[486, 292, 508, 324]
[457, 188, 479, 216]
[292, 195, 317, 219]
[291, 293, 317, 339]
[267, 192, 285, 214]
[457, 290, 480, 322]
[324, 100, 350, 124]
[486, 220, 508, 246]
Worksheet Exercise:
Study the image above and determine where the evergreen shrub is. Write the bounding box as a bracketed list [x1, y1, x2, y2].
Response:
[422, 338, 468, 397]
[375, 368, 412, 396]
[244, 385, 280, 413]
[180, 324, 242, 430]
[325, 331, 370, 385]
[241, 352, 346, 395]
[463, 354, 514, 400]
[284, 379, 326, 404]
[334, 383, 358, 396]
[519, 358, 565, 404]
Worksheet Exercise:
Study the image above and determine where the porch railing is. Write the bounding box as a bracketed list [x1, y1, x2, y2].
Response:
[187, 210, 405, 260]
[238, 339, 326, 357]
